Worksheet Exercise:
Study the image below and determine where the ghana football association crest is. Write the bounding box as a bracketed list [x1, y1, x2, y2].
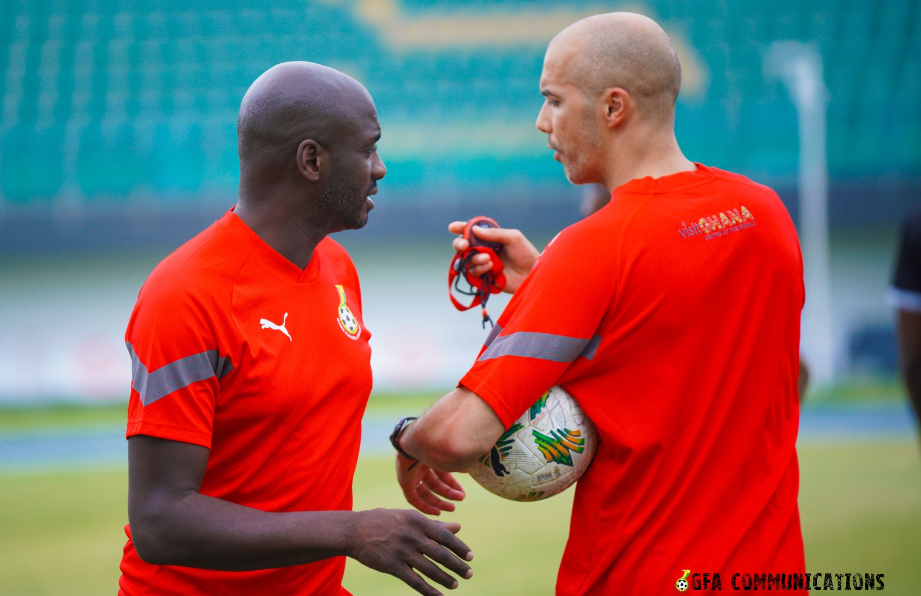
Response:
[335, 284, 361, 340]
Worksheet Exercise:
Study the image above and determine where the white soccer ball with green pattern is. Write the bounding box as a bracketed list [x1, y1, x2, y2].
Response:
[468, 385, 597, 501]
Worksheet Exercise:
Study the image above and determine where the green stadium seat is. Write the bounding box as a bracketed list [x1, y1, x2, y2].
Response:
[0, 0, 917, 203]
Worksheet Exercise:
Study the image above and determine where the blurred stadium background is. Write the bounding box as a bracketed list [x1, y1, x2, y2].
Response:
[1, 0, 920, 595]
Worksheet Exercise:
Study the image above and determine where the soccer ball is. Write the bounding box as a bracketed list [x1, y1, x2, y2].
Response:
[676, 579, 688, 592]
[468, 385, 596, 501]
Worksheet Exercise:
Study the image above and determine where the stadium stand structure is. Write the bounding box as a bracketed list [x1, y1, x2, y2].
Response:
[0, 0, 919, 246]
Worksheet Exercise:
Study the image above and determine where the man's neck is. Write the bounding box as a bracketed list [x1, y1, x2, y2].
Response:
[602, 128, 696, 191]
[234, 190, 330, 271]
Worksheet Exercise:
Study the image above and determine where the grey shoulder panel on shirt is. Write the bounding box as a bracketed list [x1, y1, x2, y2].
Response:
[126, 342, 234, 406]
[483, 324, 504, 349]
[477, 331, 602, 363]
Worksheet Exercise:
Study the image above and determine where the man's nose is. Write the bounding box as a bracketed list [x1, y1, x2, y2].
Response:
[373, 153, 387, 180]
[535, 103, 551, 134]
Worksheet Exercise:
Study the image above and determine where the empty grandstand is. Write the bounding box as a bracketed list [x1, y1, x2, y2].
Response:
[0, 0, 919, 247]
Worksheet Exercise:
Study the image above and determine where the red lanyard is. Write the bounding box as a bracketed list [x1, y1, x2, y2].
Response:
[448, 217, 507, 328]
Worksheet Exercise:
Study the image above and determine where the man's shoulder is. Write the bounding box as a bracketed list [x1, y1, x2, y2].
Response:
[140, 220, 248, 308]
[317, 236, 360, 280]
[531, 212, 619, 277]
[557, 193, 636, 245]
[317, 236, 353, 263]
[708, 167, 782, 201]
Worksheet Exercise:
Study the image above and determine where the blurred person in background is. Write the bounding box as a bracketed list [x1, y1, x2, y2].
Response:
[889, 211, 921, 434]
[390, 12, 807, 596]
[118, 62, 472, 596]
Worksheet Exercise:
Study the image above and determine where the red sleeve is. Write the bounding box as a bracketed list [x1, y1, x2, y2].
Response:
[124, 277, 234, 449]
[459, 225, 616, 428]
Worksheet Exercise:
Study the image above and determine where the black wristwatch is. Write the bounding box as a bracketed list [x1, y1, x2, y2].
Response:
[390, 416, 418, 459]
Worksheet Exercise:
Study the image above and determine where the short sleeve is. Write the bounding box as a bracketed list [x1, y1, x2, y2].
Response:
[890, 212, 921, 313]
[125, 280, 234, 448]
[459, 226, 615, 428]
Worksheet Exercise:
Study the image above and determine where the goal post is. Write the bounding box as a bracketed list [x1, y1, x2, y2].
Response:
[765, 40, 835, 389]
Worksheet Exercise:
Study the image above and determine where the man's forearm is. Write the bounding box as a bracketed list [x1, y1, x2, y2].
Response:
[401, 415, 481, 472]
[133, 491, 357, 570]
[398, 387, 505, 472]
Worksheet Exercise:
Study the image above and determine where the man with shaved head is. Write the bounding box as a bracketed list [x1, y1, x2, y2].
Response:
[118, 62, 472, 596]
[392, 13, 807, 595]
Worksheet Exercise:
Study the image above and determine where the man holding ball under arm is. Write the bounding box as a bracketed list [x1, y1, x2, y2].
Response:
[390, 13, 807, 596]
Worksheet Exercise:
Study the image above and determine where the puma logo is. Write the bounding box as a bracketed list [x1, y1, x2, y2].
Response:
[260, 312, 292, 342]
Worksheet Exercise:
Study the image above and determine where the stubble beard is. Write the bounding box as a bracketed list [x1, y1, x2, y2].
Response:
[317, 172, 369, 231]
[564, 150, 599, 185]
[563, 141, 604, 185]
[563, 106, 606, 185]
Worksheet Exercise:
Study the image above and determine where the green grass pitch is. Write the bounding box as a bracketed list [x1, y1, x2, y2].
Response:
[0, 441, 919, 595]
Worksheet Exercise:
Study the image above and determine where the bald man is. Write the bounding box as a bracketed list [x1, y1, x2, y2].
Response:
[391, 14, 807, 595]
[119, 63, 472, 596]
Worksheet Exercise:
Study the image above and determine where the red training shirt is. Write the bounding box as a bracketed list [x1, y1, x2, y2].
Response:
[460, 164, 807, 595]
[119, 210, 371, 596]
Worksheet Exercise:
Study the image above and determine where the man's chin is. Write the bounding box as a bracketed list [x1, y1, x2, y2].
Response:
[339, 200, 372, 231]
[347, 210, 369, 230]
[563, 163, 598, 186]
[357, 200, 372, 228]
[563, 165, 583, 185]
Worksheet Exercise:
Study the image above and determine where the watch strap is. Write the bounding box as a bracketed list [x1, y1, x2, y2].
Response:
[389, 416, 418, 460]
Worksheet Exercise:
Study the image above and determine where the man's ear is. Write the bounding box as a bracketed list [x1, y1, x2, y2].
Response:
[296, 139, 325, 182]
[602, 87, 630, 129]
